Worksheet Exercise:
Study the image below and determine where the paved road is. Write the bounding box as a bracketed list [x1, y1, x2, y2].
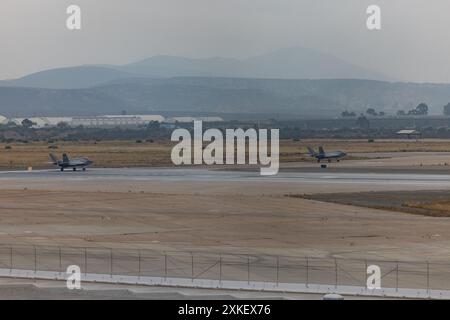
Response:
[1, 168, 450, 188]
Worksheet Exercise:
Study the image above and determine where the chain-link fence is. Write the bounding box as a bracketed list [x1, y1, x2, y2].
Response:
[1, 244, 450, 297]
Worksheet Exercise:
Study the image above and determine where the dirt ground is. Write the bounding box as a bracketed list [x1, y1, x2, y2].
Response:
[1, 174, 450, 263]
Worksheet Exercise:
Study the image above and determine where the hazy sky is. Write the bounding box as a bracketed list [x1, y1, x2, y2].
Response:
[1, 0, 449, 82]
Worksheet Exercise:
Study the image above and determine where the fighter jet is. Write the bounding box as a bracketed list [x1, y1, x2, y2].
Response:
[49, 153, 93, 171]
[307, 146, 346, 163]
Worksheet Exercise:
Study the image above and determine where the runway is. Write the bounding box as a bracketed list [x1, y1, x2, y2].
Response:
[1, 167, 450, 189]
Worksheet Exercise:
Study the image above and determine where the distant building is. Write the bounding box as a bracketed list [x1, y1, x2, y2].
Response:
[2, 114, 227, 128]
[0, 115, 8, 125]
[397, 129, 422, 139]
[165, 116, 223, 123]
[4, 115, 165, 128]
[9, 117, 72, 128]
[70, 115, 165, 128]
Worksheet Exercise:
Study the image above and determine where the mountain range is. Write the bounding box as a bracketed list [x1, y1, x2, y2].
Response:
[0, 47, 390, 89]
[1, 47, 450, 118]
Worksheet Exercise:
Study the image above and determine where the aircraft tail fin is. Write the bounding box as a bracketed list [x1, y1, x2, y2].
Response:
[307, 147, 316, 156]
[49, 153, 58, 164]
[318, 146, 325, 155]
[62, 153, 69, 163]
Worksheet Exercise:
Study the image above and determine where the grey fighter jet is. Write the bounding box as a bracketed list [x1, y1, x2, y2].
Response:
[49, 153, 93, 171]
[307, 146, 346, 163]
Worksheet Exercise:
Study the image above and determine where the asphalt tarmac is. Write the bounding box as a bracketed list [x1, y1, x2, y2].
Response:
[1, 167, 450, 189]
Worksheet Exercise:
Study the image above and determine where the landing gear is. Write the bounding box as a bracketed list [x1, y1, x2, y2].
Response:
[60, 167, 64, 172]
[82, 168, 86, 171]
[73, 168, 76, 171]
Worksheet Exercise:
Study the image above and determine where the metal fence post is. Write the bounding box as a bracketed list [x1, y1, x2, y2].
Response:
[426, 261, 430, 295]
[84, 248, 87, 276]
[110, 249, 113, 278]
[276, 256, 279, 286]
[9, 246, 12, 271]
[59, 247, 62, 274]
[219, 254, 222, 284]
[138, 250, 141, 279]
[335, 258, 338, 289]
[164, 253, 167, 280]
[34, 246, 37, 274]
[247, 256, 250, 285]
[396, 261, 399, 292]
[191, 253, 194, 282]
[364, 259, 368, 287]
[306, 257, 309, 288]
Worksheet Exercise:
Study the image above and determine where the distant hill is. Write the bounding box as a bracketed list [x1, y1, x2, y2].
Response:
[0, 47, 391, 89]
[242, 47, 390, 80]
[1, 77, 450, 118]
[116, 47, 390, 81]
[0, 66, 134, 89]
[118, 56, 247, 79]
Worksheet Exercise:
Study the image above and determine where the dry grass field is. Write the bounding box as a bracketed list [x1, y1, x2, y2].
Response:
[0, 140, 173, 169]
[407, 201, 450, 215]
[1, 138, 450, 169]
[283, 138, 450, 154]
[293, 190, 450, 218]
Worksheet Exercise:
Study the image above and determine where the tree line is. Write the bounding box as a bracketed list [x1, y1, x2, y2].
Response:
[342, 102, 430, 118]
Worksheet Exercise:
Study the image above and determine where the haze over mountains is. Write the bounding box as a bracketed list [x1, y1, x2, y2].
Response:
[1, 47, 450, 118]
[1, 47, 390, 89]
